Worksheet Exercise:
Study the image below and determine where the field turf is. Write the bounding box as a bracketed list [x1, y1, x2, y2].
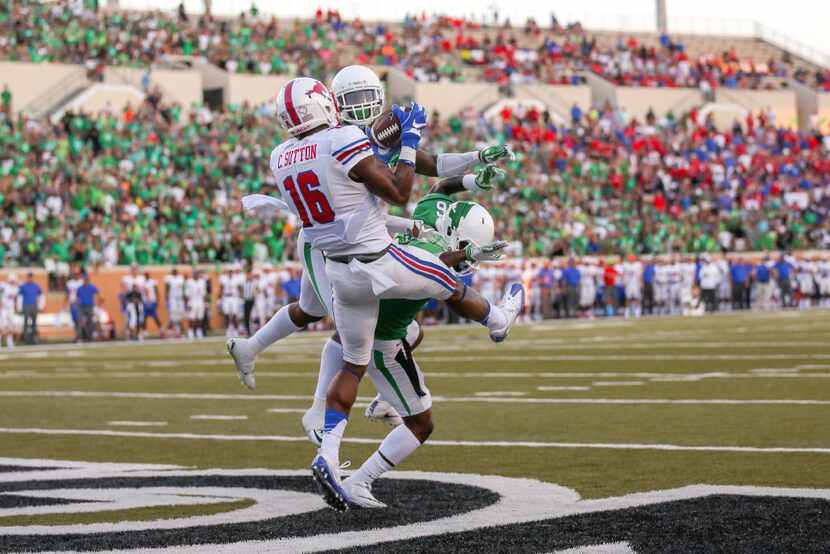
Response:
[1, 309, 829, 552]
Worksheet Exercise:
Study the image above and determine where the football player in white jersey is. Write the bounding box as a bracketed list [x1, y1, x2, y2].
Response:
[666, 255, 683, 315]
[142, 271, 161, 338]
[653, 259, 669, 314]
[218, 267, 237, 336]
[254, 266, 271, 330]
[64, 268, 84, 341]
[185, 270, 207, 339]
[818, 256, 830, 307]
[0, 274, 17, 348]
[261, 263, 279, 318]
[164, 268, 186, 337]
[621, 255, 643, 318]
[231, 77, 523, 511]
[578, 259, 598, 318]
[121, 264, 146, 335]
[796, 257, 816, 309]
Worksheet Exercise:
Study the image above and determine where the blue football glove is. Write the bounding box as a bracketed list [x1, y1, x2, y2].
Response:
[392, 102, 428, 151]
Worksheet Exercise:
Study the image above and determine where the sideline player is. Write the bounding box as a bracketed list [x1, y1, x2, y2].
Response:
[164, 268, 186, 337]
[185, 270, 207, 339]
[0, 273, 17, 348]
[142, 271, 162, 338]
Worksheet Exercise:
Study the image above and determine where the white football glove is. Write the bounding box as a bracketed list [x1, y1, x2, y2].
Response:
[465, 240, 509, 262]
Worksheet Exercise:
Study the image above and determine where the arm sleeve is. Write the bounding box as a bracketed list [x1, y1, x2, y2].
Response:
[384, 214, 415, 235]
[331, 125, 373, 174]
[436, 151, 480, 178]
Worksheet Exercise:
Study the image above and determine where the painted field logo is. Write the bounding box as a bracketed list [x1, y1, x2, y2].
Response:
[0, 458, 828, 553]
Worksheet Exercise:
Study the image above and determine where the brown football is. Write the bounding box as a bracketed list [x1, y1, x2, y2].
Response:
[369, 110, 402, 149]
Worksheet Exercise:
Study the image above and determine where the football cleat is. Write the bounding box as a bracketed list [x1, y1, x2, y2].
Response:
[226, 338, 257, 389]
[364, 396, 403, 427]
[342, 476, 387, 509]
[310, 453, 351, 512]
[302, 406, 324, 447]
[490, 282, 525, 342]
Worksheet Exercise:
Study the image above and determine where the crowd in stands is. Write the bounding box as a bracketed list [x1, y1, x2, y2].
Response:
[1, 2, 825, 90]
[1, 84, 830, 270]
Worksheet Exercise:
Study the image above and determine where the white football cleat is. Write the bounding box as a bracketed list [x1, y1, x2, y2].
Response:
[364, 396, 403, 427]
[302, 406, 324, 446]
[226, 337, 257, 389]
[310, 453, 352, 512]
[489, 282, 525, 342]
[342, 476, 387, 509]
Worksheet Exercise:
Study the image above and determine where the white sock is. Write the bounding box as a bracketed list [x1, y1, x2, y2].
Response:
[252, 305, 300, 353]
[314, 339, 343, 401]
[482, 302, 508, 333]
[6, 335, 12, 347]
[350, 425, 421, 485]
[320, 418, 347, 465]
[196, 328, 204, 338]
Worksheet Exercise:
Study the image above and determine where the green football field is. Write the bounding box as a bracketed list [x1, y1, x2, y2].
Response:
[2, 309, 830, 552]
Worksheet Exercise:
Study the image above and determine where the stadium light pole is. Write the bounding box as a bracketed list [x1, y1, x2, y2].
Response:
[656, 0, 667, 34]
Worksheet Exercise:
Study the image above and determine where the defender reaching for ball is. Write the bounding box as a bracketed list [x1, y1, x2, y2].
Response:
[228, 76, 523, 512]
[229, 64, 513, 409]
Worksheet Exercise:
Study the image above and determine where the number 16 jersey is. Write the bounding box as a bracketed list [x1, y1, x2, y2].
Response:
[269, 125, 391, 257]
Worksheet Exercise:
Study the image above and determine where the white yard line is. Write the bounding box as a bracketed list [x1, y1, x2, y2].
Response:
[190, 415, 249, 421]
[0, 427, 827, 454]
[265, 408, 307, 414]
[1, 390, 829, 405]
[107, 421, 167, 427]
[538, 386, 592, 391]
[7, 370, 830, 381]
[592, 381, 644, 386]
[474, 391, 527, 397]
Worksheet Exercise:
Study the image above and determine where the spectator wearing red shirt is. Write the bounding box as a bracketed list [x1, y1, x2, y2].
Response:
[603, 262, 620, 316]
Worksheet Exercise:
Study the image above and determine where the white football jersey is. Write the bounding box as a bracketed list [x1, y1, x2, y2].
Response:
[66, 278, 83, 303]
[231, 272, 246, 296]
[144, 278, 158, 303]
[219, 274, 235, 298]
[165, 274, 185, 301]
[185, 278, 206, 301]
[0, 282, 16, 311]
[621, 261, 643, 288]
[269, 125, 391, 256]
[122, 274, 146, 297]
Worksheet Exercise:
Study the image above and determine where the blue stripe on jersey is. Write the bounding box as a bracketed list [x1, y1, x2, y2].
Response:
[391, 244, 457, 287]
[339, 144, 372, 165]
[331, 137, 367, 156]
[388, 248, 455, 293]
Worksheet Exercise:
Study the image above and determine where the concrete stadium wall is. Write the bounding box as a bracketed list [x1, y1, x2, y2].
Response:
[109, 67, 203, 109]
[512, 85, 591, 117]
[58, 84, 145, 118]
[817, 93, 830, 133]
[616, 87, 704, 120]
[716, 88, 799, 129]
[414, 82, 502, 117]
[226, 74, 290, 107]
[0, 62, 82, 113]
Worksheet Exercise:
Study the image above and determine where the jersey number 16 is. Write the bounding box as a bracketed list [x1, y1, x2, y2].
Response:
[282, 170, 335, 227]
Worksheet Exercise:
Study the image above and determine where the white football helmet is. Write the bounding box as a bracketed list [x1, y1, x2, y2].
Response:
[437, 201, 495, 275]
[275, 77, 340, 137]
[330, 65, 385, 127]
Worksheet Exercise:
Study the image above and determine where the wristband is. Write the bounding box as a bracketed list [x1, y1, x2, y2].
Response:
[399, 146, 417, 167]
[461, 173, 478, 191]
